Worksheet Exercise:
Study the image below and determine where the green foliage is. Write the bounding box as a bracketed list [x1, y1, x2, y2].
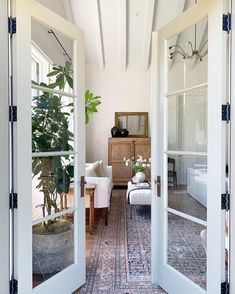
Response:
[85, 90, 101, 124]
[32, 62, 74, 219]
[32, 62, 101, 220]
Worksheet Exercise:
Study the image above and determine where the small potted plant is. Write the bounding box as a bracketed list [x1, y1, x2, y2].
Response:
[124, 155, 151, 183]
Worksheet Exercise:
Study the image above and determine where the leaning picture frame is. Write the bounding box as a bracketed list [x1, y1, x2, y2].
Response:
[115, 112, 148, 137]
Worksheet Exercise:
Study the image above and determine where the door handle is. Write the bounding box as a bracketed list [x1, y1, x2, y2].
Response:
[80, 176, 87, 198]
[155, 176, 161, 197]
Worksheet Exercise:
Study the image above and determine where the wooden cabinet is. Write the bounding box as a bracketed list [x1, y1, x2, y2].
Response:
[108, 137, 151, 186]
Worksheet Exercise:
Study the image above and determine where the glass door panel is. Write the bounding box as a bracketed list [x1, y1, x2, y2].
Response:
[167, 213, 207, 289]
[167, 88, 207, 152]
[31, 18, 78, 289]
[167, 154, 207, 221]
[32, 213, 75, 287]
[166, 17, 208, 291]
[168, 18, 208, 94]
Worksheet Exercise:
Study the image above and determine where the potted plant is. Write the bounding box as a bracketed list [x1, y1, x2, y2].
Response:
[32, 62, 75, 274]
[32, 62, 101, 274]
[124, 155, 151, 183]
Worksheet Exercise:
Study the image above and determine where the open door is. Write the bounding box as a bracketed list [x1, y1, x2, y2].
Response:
[11, 0, 85, 293]
[151, 0, 230, 293]
[0, 0, 10, 293]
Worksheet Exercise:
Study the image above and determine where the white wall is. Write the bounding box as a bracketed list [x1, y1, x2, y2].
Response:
[85, 65, 151, 164]
[84, 0, 182, 165]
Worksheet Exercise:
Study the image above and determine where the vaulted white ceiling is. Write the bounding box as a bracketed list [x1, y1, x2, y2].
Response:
[37, 0, 196, 70]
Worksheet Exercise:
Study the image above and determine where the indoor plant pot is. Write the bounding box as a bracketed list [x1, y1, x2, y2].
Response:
[33, 221, 73, 274]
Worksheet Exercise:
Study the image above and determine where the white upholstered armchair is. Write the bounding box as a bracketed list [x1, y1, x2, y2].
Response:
[85, 161, 113, 225]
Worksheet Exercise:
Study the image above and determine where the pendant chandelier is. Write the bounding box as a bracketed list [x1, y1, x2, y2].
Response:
[169, 25, 208, 61]
[169, 0, 208, 62]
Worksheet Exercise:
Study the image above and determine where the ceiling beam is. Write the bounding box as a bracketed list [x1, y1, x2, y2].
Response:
[92, 0, 105, 70]
[142, 0, 156, 70]
[62, 0, 75, 24]
[169, 0, 186, 69]
[120, 0, 127, 70]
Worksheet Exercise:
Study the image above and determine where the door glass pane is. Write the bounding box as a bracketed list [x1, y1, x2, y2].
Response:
[168, 155, 207, 221]
[31, 18, 77, 290]
[167, 87, 207, 152]
[31, 18, 73, 84]
[32, 90, 74, 153]
[32, 155, 74, 221]
[167, 213, 207, 289]
[166, 12, 208, 291]
[168, 17, 208, 93]
[33, 213, 74, 288]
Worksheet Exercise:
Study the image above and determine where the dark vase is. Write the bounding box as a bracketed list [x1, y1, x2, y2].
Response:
[120, 128, 129, 137]
[111, 126, 120, 137]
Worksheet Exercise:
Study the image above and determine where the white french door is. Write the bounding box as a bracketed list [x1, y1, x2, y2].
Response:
[0, 0, 10, 293]
[11, 0, 85, 293]
[151, 0, 230, 293]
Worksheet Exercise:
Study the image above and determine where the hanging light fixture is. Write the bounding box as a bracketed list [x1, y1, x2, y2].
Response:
[169, 25, 208, 62]
[169, 0, 208, 62]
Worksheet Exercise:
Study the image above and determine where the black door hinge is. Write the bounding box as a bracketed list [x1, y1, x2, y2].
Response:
[221, 281, 229, 294]
[9, 193, 18, 209]
[222, 104, 230, 122]
[223, 13, 231, 33]
[9, 106, 17, 122]
[221, 193, 230, 210]
[10, 278, 18, 294]
[8, 17, 16, 35]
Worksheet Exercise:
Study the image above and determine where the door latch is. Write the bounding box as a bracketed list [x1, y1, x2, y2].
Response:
[155, 176, 161, 197]
[80, 176, 87, 198]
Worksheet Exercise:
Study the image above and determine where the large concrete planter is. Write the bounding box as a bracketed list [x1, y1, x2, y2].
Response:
[33, 226, 73, 274]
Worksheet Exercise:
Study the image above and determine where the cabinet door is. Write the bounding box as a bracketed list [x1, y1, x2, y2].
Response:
[134, 139, 151, 159]
[109, 139, 133, 185]
[134, 139, 151, 180]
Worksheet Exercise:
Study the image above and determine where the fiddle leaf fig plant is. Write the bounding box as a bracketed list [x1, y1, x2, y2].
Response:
[32, 61, 101, 228]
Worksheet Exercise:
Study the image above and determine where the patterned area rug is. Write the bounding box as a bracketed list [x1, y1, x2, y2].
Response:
[80, 189, 207, 293]
[126, 205, 151, 281]
[80, 189, 165, 294]
[168, 213, 207, 289]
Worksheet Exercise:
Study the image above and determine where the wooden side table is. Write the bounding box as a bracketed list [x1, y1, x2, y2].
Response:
[85, 183, 96, 234]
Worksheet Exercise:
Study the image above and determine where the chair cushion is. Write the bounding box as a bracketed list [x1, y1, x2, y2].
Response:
[129, 189, 151, 205]
[86, 165, 97, 177]
[93, 160, 106, 177]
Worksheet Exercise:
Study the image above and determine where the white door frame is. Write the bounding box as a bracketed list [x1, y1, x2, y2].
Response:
[151, 0, 229, 293]
[0, 0, 10, 292]
[11, 0, 85, 293]
[230, 0, 235, 292]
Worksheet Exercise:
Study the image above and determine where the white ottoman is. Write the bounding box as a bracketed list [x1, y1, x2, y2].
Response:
[126, 182, 151, 218]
